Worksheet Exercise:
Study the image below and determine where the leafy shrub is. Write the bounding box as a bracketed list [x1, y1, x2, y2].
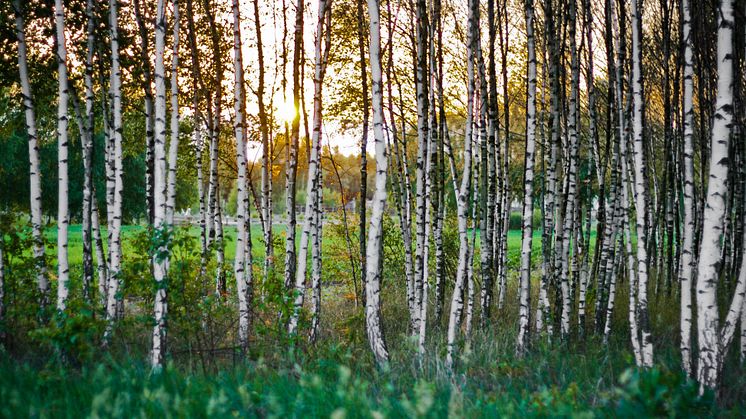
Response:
[603, 367, 715, 417]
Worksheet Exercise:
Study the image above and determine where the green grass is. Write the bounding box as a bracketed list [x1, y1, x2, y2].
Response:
[3, 220, 740, 417]
[44, 223, 563, 269]
[0, 330, 725, 417]
[43, 224, 285, 267]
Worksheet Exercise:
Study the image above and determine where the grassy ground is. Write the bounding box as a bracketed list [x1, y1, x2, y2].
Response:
[3, 220, 741, 417]
[43, 223, 562, 268]
[0, 325, 726, 417]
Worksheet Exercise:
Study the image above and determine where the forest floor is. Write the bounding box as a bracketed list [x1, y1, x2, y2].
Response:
[1, 223, 743, 417]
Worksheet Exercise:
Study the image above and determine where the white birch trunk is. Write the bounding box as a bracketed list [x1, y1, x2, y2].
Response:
[92, 184, 108, 310]
[13, 0, 48, 308]
[629, 0, 653, 367]
[231, 0, 251, 354]
[679, 0, 696, 377]
[284, 0, 303, 291]
[364, 0, 390, 365]
[150, 0, 170, 368]
[309, 168, 323, 342]
[517, 0, 537, 354]
[166, 0, 180, 227]
[446, 0, 476, 368]
[53, 0, 70, 312]
[537, 1, 559, 335]
[81, 0, 96, 304]
[622, 137, 643, 367]
[695, 0, 735, 388]
[558, 0, 580, 338]
[417, 123, 433, 355]
[288, 0, 330, 335]
[412, 0, 430, 334]
[134, 0, 155, 224]
[105, 0, 125, 332]
[465, 155, 479, 336]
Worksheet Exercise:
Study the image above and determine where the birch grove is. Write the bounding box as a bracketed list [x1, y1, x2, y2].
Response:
[3, 0, 746, 400]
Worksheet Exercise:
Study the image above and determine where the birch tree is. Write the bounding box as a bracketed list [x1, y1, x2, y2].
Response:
[364, 0, 389, 365]
[309, 2, 332, 343]
[105, 0, 125, 333]
[150, 0, 170, 368]
[166, 0, 180, 228]
[679, 0, 696, 376]
[252, 0, 274, 277]
[356, 0, 369, 306]
[288, 0, 331, 336]
[558, 0, 580, 338]
[80, 0, 96, 304]
[412, 0, 430, 334]
[537, 0, 559, 336]
[134, 0, 156, 224]
[629, 0, 654, 367]
[695, 0, 737, 389]
[185, 0, 208, 276]
[53, 0, 70, 312]
[231, 0, 252, 354]
[517, 0, 537, 354]
[13, 0, 48, 309]
[284, 0, 304, 291]
[446, 0, 476, 368]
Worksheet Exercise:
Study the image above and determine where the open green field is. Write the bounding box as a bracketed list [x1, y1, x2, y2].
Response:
[41, 223, 578, 269]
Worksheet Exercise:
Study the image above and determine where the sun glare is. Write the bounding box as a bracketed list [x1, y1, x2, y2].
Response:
[277, 99, 296, 124]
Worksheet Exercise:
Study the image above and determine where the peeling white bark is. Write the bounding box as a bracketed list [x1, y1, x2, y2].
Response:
[364, 0, 390, 365]
[13, 0, 48, 308]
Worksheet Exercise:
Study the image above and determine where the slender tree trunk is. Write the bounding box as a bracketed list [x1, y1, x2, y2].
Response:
[288, 0, 331, 336]
[204, 0, 224, 293]
[231, 0, 251, 355]
[81, 0, 96, 305]
[432, 0, 446, 326]
[603, 237, 621, 343]
[629, 0, 654, 368]
[465, 157, 479, 336]
[496, 0, 510, 311]
[517, 0, 537, 354]
[558, 0, 580, 338]
[679, 0, 696, 377]
[134, 0, 156, 224]
[13, 0, 48, 310]
[384, 0, 415, 323]
[309, 166, 324, 342]
[92, 183, 108, 310]
[105, 0, 125, 334]
[309, 6, 332, 342]
[253, 0, 274, 278]
[417, 78, 435, 354]
[364, 0, 389, 365]
[446, 0, 476, 368]
[357, 0, 369, 304]
[185, 0, 208, 282]
[696, 0, 735, 389]
[537, 0, 558, 336]
[150, 0, 170, 368]
[474, 1, 492, 332]
[53, 0, 70, 312]
[284, 0, 303, 292]
[479, 0, 497, 328]
[166, 0, 180, 227]
[412, 0, 430, 335]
